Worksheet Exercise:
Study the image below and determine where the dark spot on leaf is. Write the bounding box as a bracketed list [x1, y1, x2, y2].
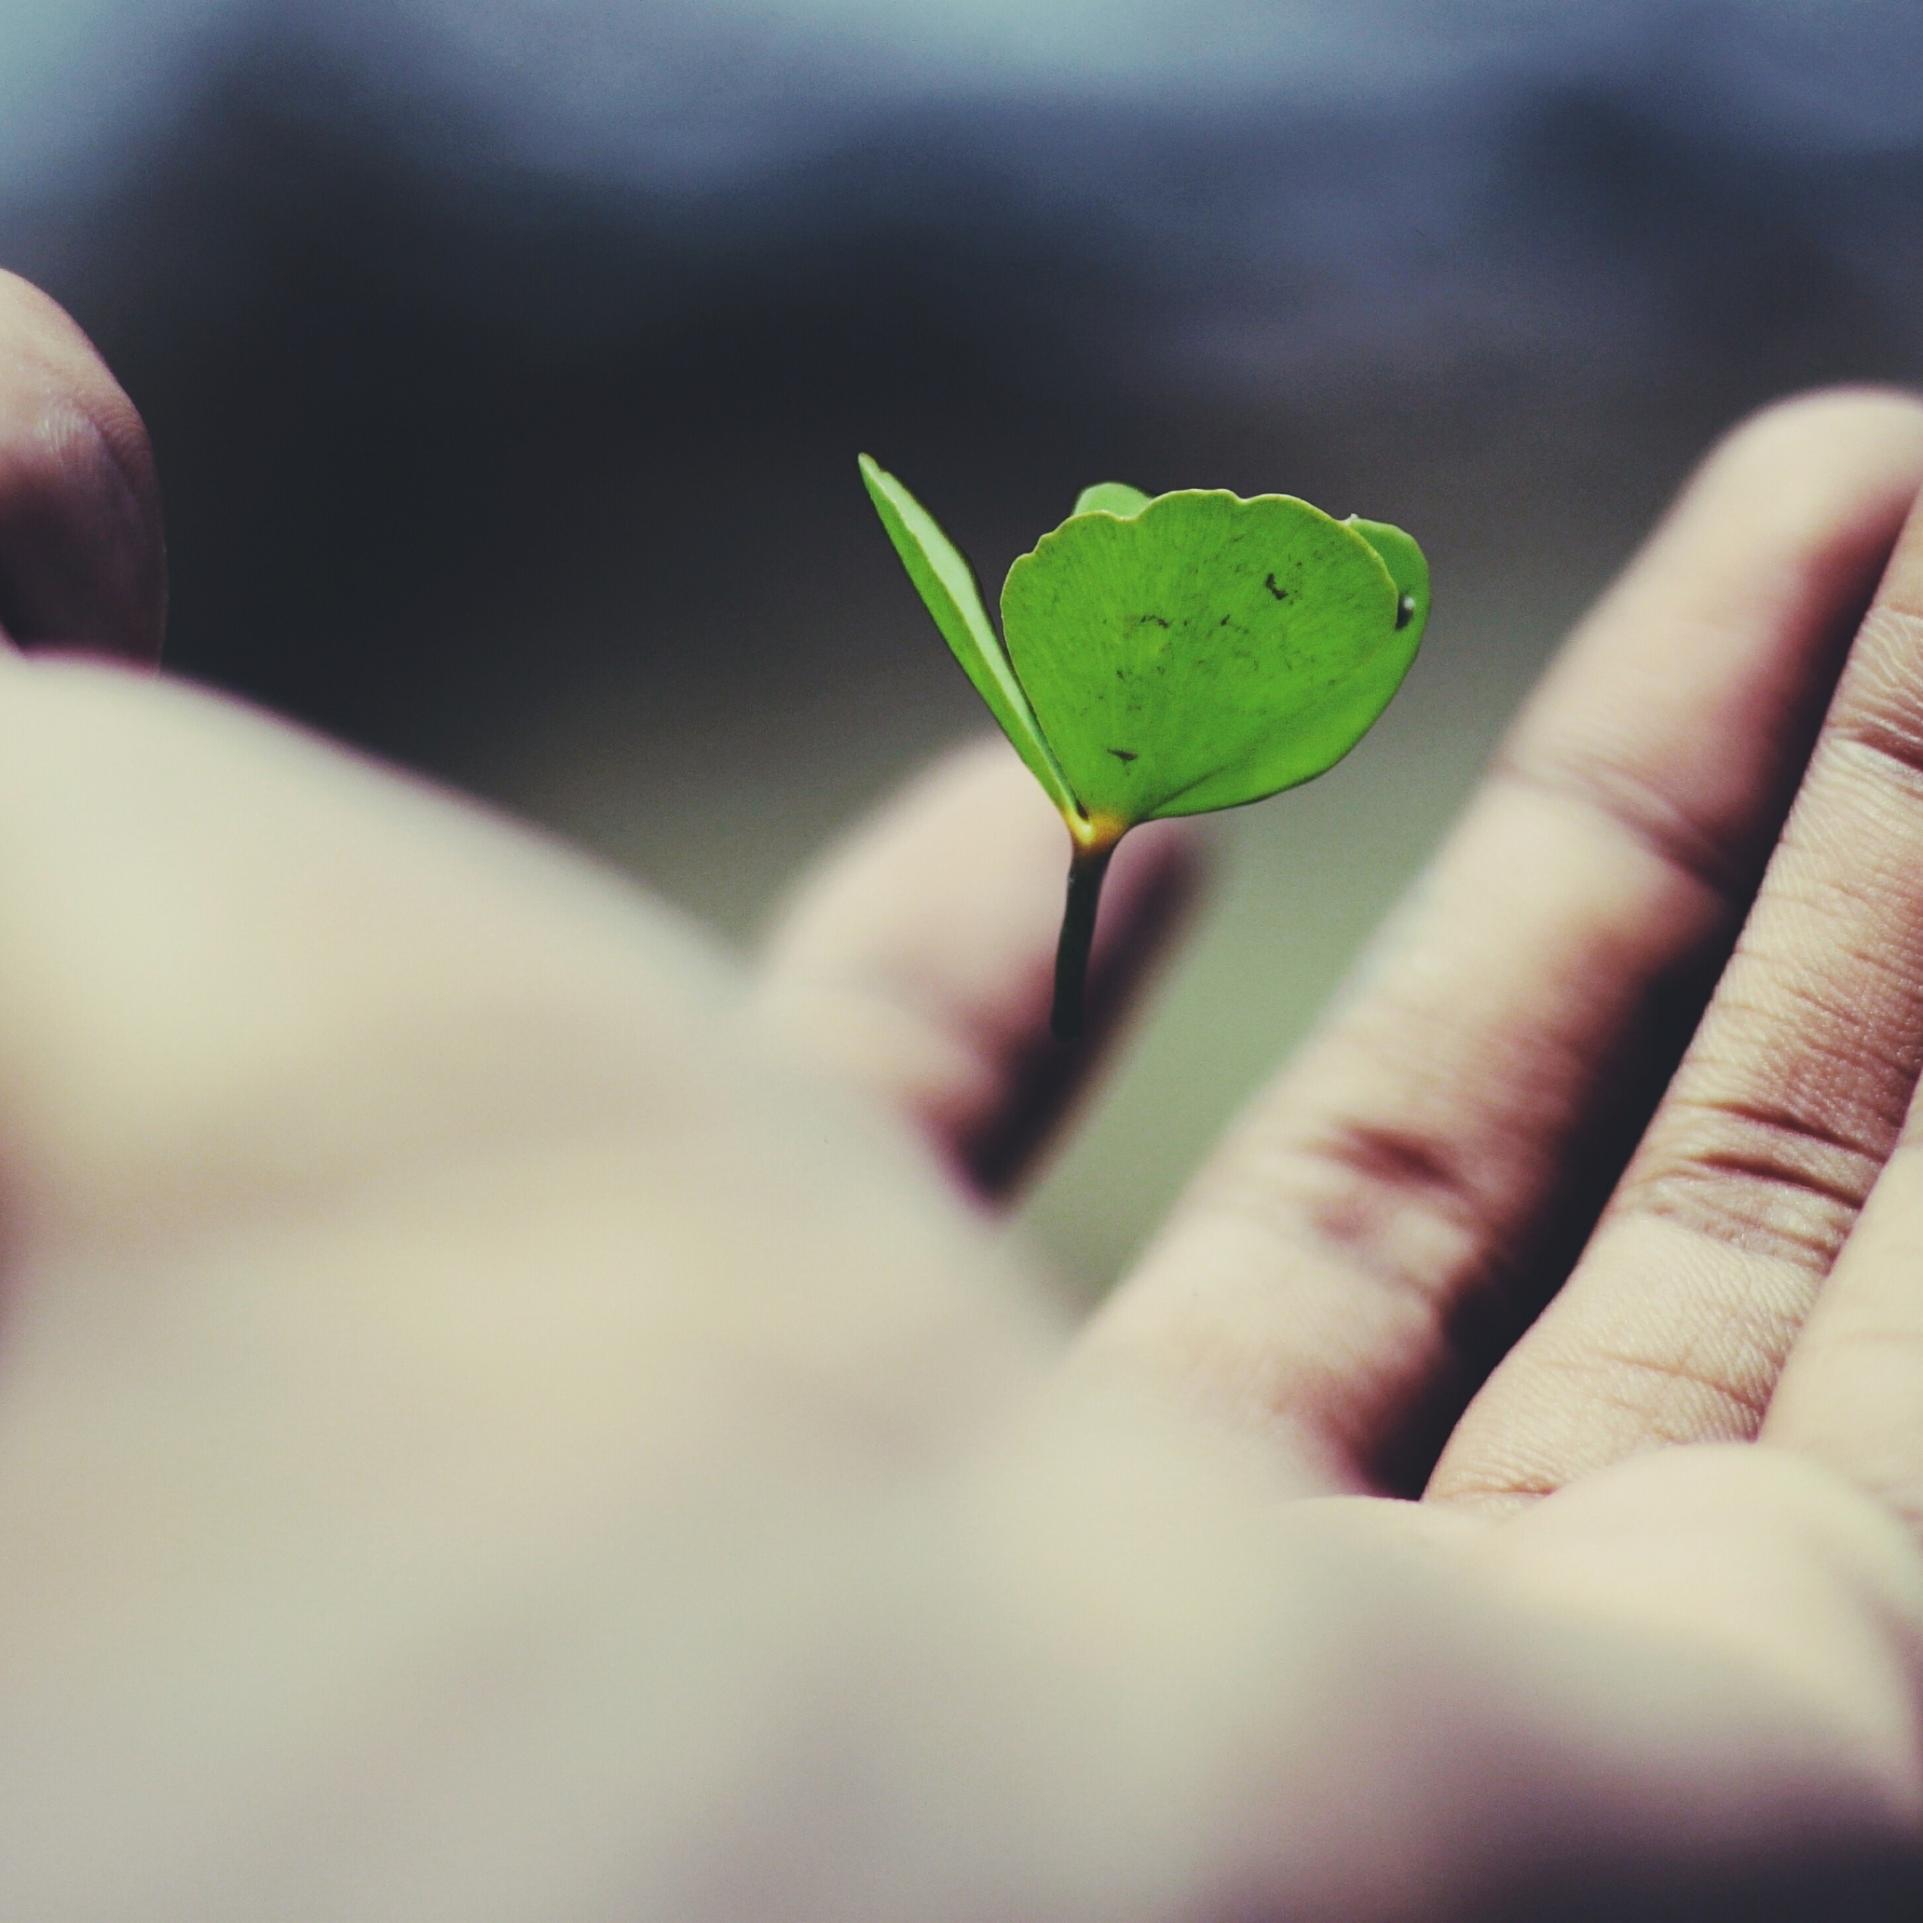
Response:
[1396, 594, 1416, 630]
[1133, 612, 1171, 629]
[1108, 747, 1138, 764]
[1264, 573, 1288, 601]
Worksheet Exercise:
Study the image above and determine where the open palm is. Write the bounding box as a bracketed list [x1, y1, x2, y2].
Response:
[3, 268, 1921, 1919]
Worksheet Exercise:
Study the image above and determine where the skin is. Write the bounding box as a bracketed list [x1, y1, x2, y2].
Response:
[2, 269, 1923, 1918]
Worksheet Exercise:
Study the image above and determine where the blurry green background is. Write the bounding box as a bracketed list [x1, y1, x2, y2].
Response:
[6, 0, 1923, 1293]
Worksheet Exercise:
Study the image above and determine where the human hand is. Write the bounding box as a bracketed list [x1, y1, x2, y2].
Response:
[3, 269, 1923, 1920]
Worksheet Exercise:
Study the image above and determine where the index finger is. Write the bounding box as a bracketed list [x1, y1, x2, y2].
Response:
[0, 270, 165, 661]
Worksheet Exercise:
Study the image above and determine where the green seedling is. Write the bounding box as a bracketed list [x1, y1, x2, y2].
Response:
[859, 454, 1429, 1040]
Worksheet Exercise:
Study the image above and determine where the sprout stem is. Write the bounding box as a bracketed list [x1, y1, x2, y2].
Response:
[1051, 839, 1114, 1042]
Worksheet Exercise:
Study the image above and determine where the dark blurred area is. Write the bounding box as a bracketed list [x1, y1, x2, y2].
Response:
[7, 0, 1923, 1285]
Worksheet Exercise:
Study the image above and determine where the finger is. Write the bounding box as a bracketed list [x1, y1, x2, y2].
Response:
[753, 737, 1200, 1197]
[1077, 389, 1923, 1496]
[1763, 608, 1923, 1545]
[1434, 438, 1923, 1510]
[0, 270, 165, 660]
[1763, 1118, 1923, 1543]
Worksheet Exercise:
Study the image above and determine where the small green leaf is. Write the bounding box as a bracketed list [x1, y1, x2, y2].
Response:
[1001, 490, 1424, 825]
[857, 456, 1429, 1041]
[1071, 481, 1153, 520]
[858, 454, 1078, 818]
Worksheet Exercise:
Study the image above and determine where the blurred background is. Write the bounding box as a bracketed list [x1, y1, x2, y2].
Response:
[5, 0, 1922, 1292]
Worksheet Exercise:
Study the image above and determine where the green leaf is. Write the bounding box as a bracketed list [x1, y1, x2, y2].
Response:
[858, 454, 1079, 818]
[1000, 490, 1425, 826]
[1345, 514, 1431, 637]
[1071, 481, 1152, 520]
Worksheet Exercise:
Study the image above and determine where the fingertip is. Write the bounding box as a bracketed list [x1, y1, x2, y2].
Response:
[1703, 385, 1923, 480]
[1651, 386, 1923, 609]
[0, 271, 166, 664]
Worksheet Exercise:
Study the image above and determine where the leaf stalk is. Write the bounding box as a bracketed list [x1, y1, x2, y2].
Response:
[1050, 836, 1116, 1042]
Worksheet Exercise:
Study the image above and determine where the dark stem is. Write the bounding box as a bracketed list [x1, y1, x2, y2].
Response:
[1050, 840, 1114, 1042]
